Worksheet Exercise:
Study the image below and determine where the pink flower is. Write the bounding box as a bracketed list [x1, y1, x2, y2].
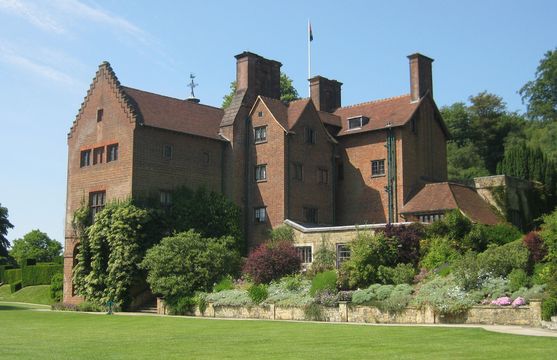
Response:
[512, 297, 526, 307]
[491, 297, 512, 306]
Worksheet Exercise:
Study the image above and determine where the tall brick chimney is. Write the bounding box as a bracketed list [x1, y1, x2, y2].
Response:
[235, 51, 281, 99]
[407, 53, 434, 102]
[309, 76, 342, 112]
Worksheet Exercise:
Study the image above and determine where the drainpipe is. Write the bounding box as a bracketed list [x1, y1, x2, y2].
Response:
[385, 123, 397, 223]
[244, 116, 251, 250]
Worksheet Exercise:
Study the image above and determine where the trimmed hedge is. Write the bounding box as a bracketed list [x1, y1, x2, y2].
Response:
[10, 280, 22, 293]
[22, 264, 63, 287]
[5, 269, 22, 284]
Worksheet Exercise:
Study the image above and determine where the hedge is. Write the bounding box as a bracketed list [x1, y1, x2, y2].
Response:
[22, 264, 63, 287]
[0, 265, 5, 283]
[4, 269, 22, 284]
[10, 280, 22, 293]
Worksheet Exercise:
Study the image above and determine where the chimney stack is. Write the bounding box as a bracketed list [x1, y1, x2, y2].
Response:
[309, 76, 342, 112]
[235, 51, 281, 99]
[407, 53, 434, 102]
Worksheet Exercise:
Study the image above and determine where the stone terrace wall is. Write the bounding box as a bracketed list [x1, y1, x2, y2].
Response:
[157, 299, 542, 327]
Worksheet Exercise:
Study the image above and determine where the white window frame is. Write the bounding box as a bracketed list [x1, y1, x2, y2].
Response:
[255, 164, 267, 181]
[254, 207, 266, 223]
[254, 126, 267, 143]
[295, 245, 313, 264]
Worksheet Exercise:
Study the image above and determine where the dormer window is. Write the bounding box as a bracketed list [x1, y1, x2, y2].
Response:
[347, 116, 369, 130]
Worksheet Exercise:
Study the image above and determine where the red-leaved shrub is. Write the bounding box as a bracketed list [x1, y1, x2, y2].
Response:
[523, 231, 547, 263]
[242, 241, 301, 284]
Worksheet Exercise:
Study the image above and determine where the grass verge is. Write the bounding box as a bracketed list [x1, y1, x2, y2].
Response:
[0, 284, 53, 305]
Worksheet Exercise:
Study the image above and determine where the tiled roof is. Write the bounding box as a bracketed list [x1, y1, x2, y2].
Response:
[400, 182, 502, 225]
[286, 98, 311, 129]
[318, 111, 342, 128]
[333, 94, 420, 136]
[122, 86, 224, 140]
[259, 96, 289, 131]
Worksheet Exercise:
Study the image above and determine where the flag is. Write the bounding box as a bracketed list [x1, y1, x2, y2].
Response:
[309, 22, 313, 42]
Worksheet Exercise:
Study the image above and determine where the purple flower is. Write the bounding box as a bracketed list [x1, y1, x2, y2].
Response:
[511, 297, 526, 307]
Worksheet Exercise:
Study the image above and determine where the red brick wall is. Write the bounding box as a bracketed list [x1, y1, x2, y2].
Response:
[64, 68, 136, 303]
[132, 126, 223, 198]
[248, 101, 287, 246]
[287, 102, 335, 226]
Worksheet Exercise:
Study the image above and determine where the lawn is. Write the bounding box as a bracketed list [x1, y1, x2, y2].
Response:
[0, 285, 53, 305]
[0, 303, 555, 359]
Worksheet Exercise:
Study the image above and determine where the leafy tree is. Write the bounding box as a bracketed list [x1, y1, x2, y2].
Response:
[73, 201, 152, 308]
[446, 141, 489, 181]
[141, 230, 240, 304]
[0, 203, 14, 257]
[222, 73, 299, 109]
[520, 48, 557, 122]
[9, 229, 62, 264]
[242, 240, 301, 284]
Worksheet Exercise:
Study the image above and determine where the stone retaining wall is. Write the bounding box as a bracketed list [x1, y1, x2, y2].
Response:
[157, 298, 542, 327]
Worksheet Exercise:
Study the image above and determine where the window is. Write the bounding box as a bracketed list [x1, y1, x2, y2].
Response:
[296, 246, 312, 264]
[96, 108, 104, 122]
[419, 213, 444, 223]
[203, 151, 210, 164]
[347, 116, 369, 130]
[254, 207, 266, 223]
[93, 147, 104, 165]
[303, 207, 318, 224]
[89, 191, 106, 220]
[80, 150, 91, 167]
[336, 244, 351, 268]
[304, 127, 316, 144]
[254, 126, 267, 143]
[258, 111, 263, 117]
[160, 191, 172, 207]
[318, 168, 328, 184]
[163, 144, 173, 160]
[293, 163, 303, 181]
[371, 159, 385, 177]
[107, 144, 118, 162]
[255, 164, 267, 181]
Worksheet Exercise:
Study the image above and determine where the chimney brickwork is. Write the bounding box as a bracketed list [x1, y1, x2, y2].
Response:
[309, 76, 342, 112]
[408, 53, 434, 102]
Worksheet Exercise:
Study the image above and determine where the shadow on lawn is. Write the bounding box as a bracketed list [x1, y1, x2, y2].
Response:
[0, 304, 32, 311]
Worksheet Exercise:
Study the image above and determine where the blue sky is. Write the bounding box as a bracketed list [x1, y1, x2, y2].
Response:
[1, 0, 556, 245]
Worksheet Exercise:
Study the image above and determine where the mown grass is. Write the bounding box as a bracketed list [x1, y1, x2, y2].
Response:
[0, 303, 555, 359]
[0, 284, 53, 305]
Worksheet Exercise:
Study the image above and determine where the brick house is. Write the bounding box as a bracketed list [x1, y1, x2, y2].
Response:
[64, 50, 484, 303]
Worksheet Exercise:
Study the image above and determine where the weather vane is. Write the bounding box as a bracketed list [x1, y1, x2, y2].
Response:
[187, 73, 198, 98]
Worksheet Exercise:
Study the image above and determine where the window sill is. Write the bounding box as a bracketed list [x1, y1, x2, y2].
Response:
[256, 179, 268, 183]
[371, 174, 386, 178]
[255, 140, 268, 145]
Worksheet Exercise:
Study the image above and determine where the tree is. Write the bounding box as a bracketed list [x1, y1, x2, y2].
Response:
[242, 240, 301, 284]
[9, 229, 62, 264]
[141, 230, 240, 304]
[446, 141, 490, 180]
[0, 203, 14, 257]
[222, 73, 299, 109]
[520, 48, 557, 122]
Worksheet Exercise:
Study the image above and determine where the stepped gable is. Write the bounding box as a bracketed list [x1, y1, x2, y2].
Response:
[68, 61, 141, 139]
[333, 94, 420, 136]
[401, 182, 502, 225]
[122, 87, 224, 140]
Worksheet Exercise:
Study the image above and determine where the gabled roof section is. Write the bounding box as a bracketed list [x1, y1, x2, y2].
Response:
[318, 111, 342, 128]
[258, 96, 289, 131]
[286, 98, 311, 129]
[333, 94, 420, 136]
[68, 61, 140, 139]
[122, 87, 224, 140]
[400, 182, 502, 225]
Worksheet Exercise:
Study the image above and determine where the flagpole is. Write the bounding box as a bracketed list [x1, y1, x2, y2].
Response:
[308, 19, 311, 97]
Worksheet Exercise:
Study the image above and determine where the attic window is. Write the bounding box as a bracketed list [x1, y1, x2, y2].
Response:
[96, 109, 104, 122]
[347, 116, 369, 130]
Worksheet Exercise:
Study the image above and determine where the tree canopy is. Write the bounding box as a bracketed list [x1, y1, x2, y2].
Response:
[222, 72, 299, 109]
[0, 203, 14, 257]
[10, 229, 62, 264]
[520, 48, 557, 122]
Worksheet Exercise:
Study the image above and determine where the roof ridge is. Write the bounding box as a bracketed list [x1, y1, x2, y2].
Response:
[288, 97, 310, 104]
[123, 86, 223, 111]
[338, 94, 410, 110]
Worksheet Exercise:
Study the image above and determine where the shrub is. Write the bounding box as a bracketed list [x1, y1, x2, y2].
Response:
[340, 231, 398, 289]
[248, 284, 269, 304]
[281, 274, 304, 291]
[51, 302, 78, 311]
[483, 223, 522, 247]
[308, 238, 336, 276]
[310, 270, 337, 296]
[377, 263, 415, 285]
[195, 293, 208, 314]
[243, 240, 301, 284]
[4, 268, 22, 284]
[381, 223, 425, 266]
[523, 231, 547, 263]
[77, 301, 105, 312]
[478, 276, 510, 300]
[352, 284, 412, 313]
[168, 296, 196, 315]
[314, 290, 339, 307]
[379, 284, 413, 313]
[452, 251, 484, 291]
[414, 275, 475, 315]
[508, 269, 530, 292]
[541, 297, 557, 321]
[420, 236, 460, 270]
[427, 210, 472, 243]
[205, 289, 252, 307]
[532, 263, 553, 285]
[213, 276, 235, 292]
[141, 230, 241, 304]
[511, 284, 545, 301]
[50, 272, 64, 302]
[477, 240, 529, 277]
[264, 277, 313, 307]
[540, 209, 557, 263]
[269, 226, 294, 242]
